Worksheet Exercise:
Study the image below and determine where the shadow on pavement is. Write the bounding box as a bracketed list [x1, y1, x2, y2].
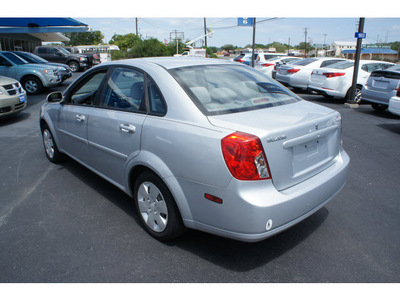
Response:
[60, 157, 329, 272]
[0, 112, 31, 126]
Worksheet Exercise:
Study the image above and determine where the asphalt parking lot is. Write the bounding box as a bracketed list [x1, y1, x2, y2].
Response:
[1, 71, 399, 283]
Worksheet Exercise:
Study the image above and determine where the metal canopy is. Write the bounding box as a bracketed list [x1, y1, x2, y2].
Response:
[0, 17, 89, 33]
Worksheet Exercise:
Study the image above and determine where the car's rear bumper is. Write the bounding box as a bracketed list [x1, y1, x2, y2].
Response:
[180, 148, 350, 242]
[389, 96, 400, 116]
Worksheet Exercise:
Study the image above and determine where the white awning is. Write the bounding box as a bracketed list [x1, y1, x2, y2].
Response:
[27, 32, 70, 42]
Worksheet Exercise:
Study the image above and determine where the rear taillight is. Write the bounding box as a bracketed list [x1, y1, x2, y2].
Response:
[396, 85, 400, 97]
[93, 54, 99, 59]
[322, 72, 346, 78]
[238, 58, 244, 63]
[221, 132, 271, 181]
[261, 63, 275, 67]
[287, 69, 300, 74]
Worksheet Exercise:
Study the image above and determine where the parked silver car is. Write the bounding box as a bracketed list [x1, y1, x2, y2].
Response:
[40, 58, 349, 242]
[361, 64, 400, 111]
[0, 51, 61, 95]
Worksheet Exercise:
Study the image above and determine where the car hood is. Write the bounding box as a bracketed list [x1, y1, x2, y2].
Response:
[0, 75, 19, 85]
[208, 100, 342, 190]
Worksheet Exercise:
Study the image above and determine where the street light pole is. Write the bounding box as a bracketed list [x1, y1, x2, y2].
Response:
[347, 17, 365, 104]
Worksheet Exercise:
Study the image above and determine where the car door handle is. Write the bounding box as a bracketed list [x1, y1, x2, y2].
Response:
[119, 123, 136, 134]
[76, 114, 85, 122]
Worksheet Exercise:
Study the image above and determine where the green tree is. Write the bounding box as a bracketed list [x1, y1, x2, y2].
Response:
[221, 44, 236, 52]
[128, 38, 168, 58]
[166, 40, 186, 56]
[63, 31, 104, 46]
[109, 33, 141, 51]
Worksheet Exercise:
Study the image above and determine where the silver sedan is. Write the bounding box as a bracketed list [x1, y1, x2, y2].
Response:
[40, 57, 349, 242]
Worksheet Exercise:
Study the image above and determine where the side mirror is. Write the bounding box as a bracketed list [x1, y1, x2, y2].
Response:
[46, 91, 63, 103]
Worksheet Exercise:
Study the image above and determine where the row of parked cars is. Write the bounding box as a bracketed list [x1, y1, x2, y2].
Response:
[0, 46, 101, 118]
[234, 53, 400, 116]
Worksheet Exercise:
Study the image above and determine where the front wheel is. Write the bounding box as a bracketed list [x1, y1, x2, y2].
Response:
[134, 171, 185, 241]
[21, 76, 43, 95]
[41, 125, 66, 163]
[68, 61, 80, 72]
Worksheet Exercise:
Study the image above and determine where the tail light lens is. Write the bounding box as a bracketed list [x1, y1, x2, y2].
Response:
[238, 58, 244, 63]
[322, 72, 346, 78]
[221, 132, 271, 181]
[396, 84, 400, 97]
[287, 69, 300, 74]
[261, 63, 275, 67]
[93, 54, 99, 59]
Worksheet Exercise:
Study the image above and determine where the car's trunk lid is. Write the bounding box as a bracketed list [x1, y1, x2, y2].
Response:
[208, 101, 342, 191]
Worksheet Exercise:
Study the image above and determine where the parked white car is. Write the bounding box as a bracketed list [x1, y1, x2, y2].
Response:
[275, 57, 347, 90]
[0, 75, 27, 117]
[255, 56, 302, 78]
[308, 60, 395, 102]
[388, 95, 400, 116]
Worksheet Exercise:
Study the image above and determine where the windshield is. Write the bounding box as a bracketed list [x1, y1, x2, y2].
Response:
[57, 47, 71, 54]
[2, 52, 28, 65]
[15, 52, 48, 64]
[169, 64, 300, 115]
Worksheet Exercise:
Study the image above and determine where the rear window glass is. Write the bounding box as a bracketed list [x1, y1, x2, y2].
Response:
[292, 58, 318, 66]
[328, 62, 354, 69]
[169, 64, 300, 115]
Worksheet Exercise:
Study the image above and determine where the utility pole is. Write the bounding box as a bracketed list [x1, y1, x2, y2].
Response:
[346, 17, 365, 105]
[304, 28, 309, 58]
[135, 18, 138, 36]
[288, 37, 290, 55]
[204, 18, 207, 49]
[251, 18, 256, 67]
[323, 34, 327, 56]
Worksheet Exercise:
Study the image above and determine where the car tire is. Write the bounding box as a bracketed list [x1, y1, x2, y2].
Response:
[134, 171, 186, 241]
[21, 76, 43, 95]
[371, 103, 388, 112]
[68, 61, 80, 72]
[346, 86, 362, 103]
[41, 125, 66, 164]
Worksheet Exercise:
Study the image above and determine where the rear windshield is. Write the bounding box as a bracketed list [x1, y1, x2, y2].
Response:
[328, 62, 354, 69]
[292, 58, 318, 66]
[169, 64, 300, 115]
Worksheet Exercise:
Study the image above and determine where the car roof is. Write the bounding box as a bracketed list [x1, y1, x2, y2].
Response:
[102, 57, 239, 70]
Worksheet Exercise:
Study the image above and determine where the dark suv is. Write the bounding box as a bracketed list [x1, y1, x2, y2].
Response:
[34, 46, 87, 72]
[62, 47, 101, 68]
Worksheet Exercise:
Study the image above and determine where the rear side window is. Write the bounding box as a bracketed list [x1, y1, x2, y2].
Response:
[292, 58, 318, 66]
[37, 47, 48, 54]
[169, 64, 300, 115]
[320, 59, 345, 68]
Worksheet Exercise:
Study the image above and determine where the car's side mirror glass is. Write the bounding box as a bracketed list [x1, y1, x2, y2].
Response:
[46, 91, 63, 103]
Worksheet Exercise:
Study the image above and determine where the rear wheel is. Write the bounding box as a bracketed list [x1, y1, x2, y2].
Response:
[134, 171, 185, 241]
[346, 85, 362, 103]
[371, 103, 388, 112]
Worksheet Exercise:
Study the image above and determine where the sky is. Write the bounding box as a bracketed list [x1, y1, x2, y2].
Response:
[75, 17, 400, 48]
[6, 0, 400, 48]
